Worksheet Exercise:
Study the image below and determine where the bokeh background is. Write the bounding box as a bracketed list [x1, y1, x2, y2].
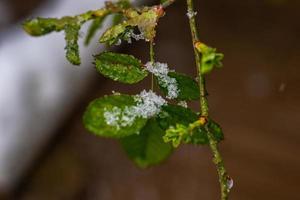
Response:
[0, 0, 299, 199]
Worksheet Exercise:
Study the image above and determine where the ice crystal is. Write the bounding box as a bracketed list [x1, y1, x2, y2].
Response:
[145, 62, 179, 99]
[103, 90, 166, 129]
[177, 101, 188, 108]
[115, 38, 122, 46]
[124, 29, 145, 43]
[187, 10, 197, 19]
[134, 90, 167, 118]
[104, 107, 122, 129]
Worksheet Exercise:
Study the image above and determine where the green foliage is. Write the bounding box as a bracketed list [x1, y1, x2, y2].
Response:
[207, 119, 224, 142]
[157, 104, 198, 130]
[94, 52, 148, 84]
[23, 0, 227, 173]
[83, 94, 147, 138]
[23, 1, 231, 198]
[158, 72, 200, 100]
[23, 16, 87, 65]
[158, 105, 208, 145]
[23, 14, 92, 37]
[99, 23, 132, 45]
[195, 42, 224, 74]
[99, 7, 163, 45]
[120, 119, 173, 168]
[85, 17, 107, 45]
[112, 13, 125, 26]
[23, 18, 61, 36]
[158, 105, 224, 147]
[64, 24, 81, 65]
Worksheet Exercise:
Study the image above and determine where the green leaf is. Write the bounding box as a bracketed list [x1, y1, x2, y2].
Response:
[115, 0, 131, 10]
[83, 94, 147, 138]
[23, 16, 82, 36]
[23, 17, 82, 65]
[127, 9, 160, 41]
[157, 105, 198, 130]
[207, 119, 224, 142]
[195, 42, 224, 74]
[23, 18, 60, 36]
[94, 52, 148, 84]
[99, 7, 162, 45]
[112, 13, 124, 26]
[120, 119, 173, 168]
[99, 23, 131, 45]
[157, 72, 200, 101]
[157, 105, 208, 145]
[157, 105, 224, 146]
[64, 24, 81, 65]
[85, 16, 107, 45]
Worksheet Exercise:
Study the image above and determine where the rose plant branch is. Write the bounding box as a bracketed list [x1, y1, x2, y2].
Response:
[186, 0, 231, 199]
[22, 0, 232, 199]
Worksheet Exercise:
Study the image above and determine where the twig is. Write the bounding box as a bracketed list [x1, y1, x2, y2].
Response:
[186, 0, 231, 199]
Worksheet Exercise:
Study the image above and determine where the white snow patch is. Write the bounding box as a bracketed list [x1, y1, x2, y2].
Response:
[187, 10, 197, 19]
[124, 29, 145, 44]
[103, 90, 166, 129]
[177, 101, 188, 108]
[145, 62, 179, 99]
[103, 107, 121, 128]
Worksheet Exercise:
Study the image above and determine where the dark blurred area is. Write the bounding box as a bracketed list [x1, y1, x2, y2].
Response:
[0, 0, 43, 31]
[1, 0, 300, 199]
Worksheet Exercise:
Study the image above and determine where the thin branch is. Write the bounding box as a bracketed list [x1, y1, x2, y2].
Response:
[186, 0, 231, 199]
[150, 41, 155, 90]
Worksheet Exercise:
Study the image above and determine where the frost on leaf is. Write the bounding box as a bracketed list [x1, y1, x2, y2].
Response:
[145, 62, 179, 99]
[103, 107, 122, 127]
[135, 90, 167, 118]
[177, 101, 188, 108]
[123, 29, 145, 44]
[103, 90, 167, 129]
[128, 8, 161, 41]
[83, 94, 147, 138]
[100, 6, 163, 45]
[146, 62, 200, 100]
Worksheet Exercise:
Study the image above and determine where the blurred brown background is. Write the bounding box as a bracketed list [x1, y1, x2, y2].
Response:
[1, 0, 300, 199]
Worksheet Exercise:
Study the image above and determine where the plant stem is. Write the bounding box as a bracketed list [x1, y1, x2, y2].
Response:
[206, 126, 231, 200]
[186, 0, 231, 199]
[149, 41, 155, 90]
[186, 0, 208, 117]
[162, 0, 176, 8]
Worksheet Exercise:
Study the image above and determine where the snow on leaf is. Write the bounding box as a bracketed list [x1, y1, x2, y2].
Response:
[145, 62, 179, 99]
[101, 90, 166, 130]
[83, 94, 147, 138]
